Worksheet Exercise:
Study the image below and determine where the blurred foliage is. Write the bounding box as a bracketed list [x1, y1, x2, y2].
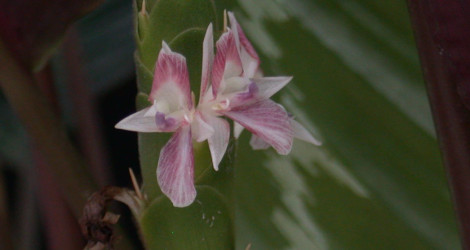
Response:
[0, 0, 104, 71]
[232, 0, 459, 249]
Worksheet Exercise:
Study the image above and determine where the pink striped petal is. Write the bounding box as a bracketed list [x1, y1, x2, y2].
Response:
[156, 125, 196, 207]
[292, 119, 322, 146]
[229, 81, 259, 108]
[115, 107, 160, 132]
[253, 76, 292, 99]
[249, 135, 270, 150]
[212, 31, 243, 97]
[206, 116, 230, 171]
[149, 41, 192, 110]
[224, 99, 293, 155]
[228, 12, 260, 78]
[200, 23, 214, 102]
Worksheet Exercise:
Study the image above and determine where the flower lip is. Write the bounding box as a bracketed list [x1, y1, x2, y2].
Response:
[231, 81, 258, 103]
[155, 112, 177, 132]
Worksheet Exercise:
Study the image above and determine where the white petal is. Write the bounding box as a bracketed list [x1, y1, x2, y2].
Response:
[253, 76, 292, 99]
[191, 112, 214, 142]
[115, 107, 160, 132]
[162, 41, 172, 53]
[200, 23, 214, 102]
[292, 119, 322, 146]
[206, 116, 230, 171]
[157, 125, 196, 207]
[249, 135, 270, 150]
[233, 122, 244, 138]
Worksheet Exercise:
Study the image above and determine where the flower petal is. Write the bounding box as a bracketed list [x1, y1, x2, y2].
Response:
[292, 119, 322, 146]
[206, 116, 230, 171]
[154, 111, 182, 132]
[212, 31, 243, 97]
[224, 99, 293, 154]
[228, 12, 260, 78]
[150, 41, 192, 110]
[156, 125, 196, 207]
[229, 81, 259, 108]
[253, 76, 292, 99]
[115, 107, 160, 132]
[191, 112, 214, 142]
[200, 23, 214, 102]
[249, 135, 270, 150]
[233, 121, 244, 138]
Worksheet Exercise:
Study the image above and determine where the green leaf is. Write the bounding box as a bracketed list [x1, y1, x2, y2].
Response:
[137, 0, 217, 73]
[140, 186, 233, 250]
[230, 0, 460, 249]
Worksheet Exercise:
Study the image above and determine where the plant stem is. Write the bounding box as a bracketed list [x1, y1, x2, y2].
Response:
[0, 39, 96, 217]
[407, 1, 470, 248]
[62, 30, 112, 187]
[0, 166, 13, 250]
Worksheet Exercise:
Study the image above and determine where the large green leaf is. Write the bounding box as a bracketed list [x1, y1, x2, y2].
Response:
[230, 0, 459, 249]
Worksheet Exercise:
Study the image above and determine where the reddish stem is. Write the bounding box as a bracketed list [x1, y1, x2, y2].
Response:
[34, 64, 84, 250]
[407, 1, 470, 247]
[62, 29, 112, 187]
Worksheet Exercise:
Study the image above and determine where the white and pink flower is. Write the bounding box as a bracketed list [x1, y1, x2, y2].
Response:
[115, 12, 320, 207]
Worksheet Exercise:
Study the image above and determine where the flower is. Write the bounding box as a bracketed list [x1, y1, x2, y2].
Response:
[115, 12, 320, 208]
[197, 12, 320, 160]
[226, 12, 321, 148]
[115, 40, 201, 207]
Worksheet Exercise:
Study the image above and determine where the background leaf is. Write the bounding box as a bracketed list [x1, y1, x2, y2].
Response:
[228, 0, 460, 249]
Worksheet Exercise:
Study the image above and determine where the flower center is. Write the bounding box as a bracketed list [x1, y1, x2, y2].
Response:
[211, 98, 230, 111]
[184, 109, 196, 123]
